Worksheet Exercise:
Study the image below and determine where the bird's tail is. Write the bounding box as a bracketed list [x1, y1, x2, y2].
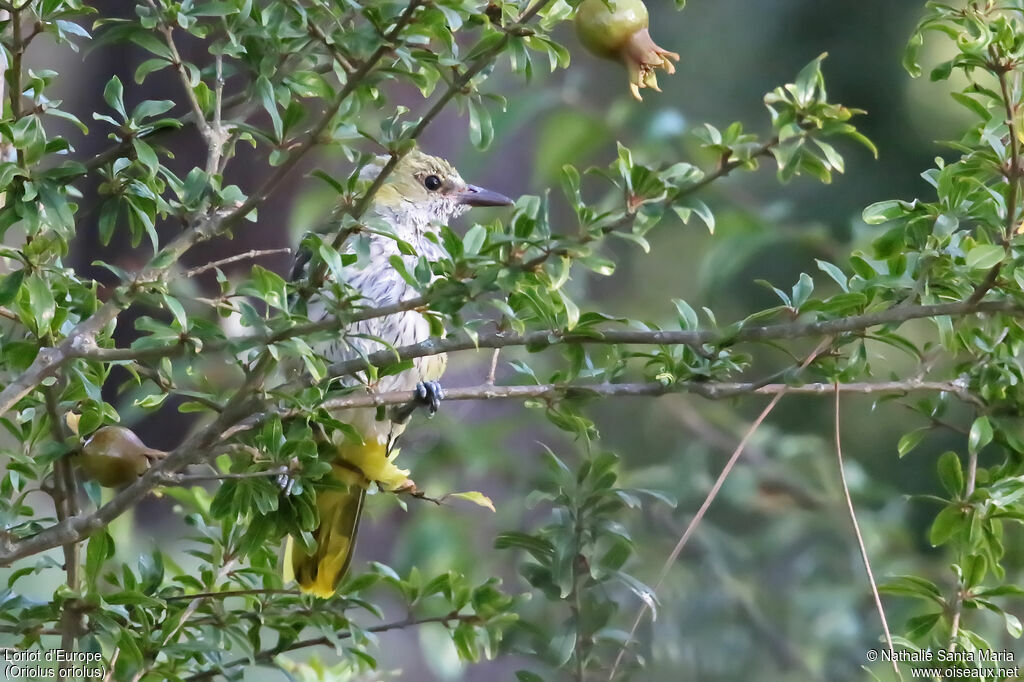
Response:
[285, 456, 369, 599]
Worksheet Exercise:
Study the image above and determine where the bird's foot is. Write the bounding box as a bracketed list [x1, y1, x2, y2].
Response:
[274, 458, 302, 496]
[389, 381, 445, 423]
[415, 380, 445, 415]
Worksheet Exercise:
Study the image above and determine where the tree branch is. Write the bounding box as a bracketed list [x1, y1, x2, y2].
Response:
[833, 386, 899, 678]
[184, 248, 292, 278]
[62, 296, 1024, 369]
[184, 612, 482, 681]
[0, 367, 969, 568]
[311, 378, 970, 412]
[317, 298, 1020, 385]
[44, 381, 82, 681]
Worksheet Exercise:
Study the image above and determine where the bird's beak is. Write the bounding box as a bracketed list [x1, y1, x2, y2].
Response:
[457, 183, 513, 207]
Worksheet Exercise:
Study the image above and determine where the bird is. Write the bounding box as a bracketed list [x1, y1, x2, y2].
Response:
[284, 149, 513, 598]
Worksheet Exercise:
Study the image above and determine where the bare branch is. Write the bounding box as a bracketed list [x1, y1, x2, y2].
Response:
[64, 297, 1024, 370]
[486, 348, 501, 385]
[185, 248, 292, 277]
[147, 0, 209, 132]
[163, 588, 299, 602]
[834, 386, 900, 678]
[317, 298, 1020, 386]
[609, 337, 833, 680]
[159, 466, 288, 486]
[314, 378, 970, 412]
[45, 380, 82, 678]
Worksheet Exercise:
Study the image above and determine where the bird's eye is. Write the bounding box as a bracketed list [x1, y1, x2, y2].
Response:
[423, 175, 442, 191]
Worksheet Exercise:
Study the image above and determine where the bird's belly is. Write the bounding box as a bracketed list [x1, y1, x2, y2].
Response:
[315, 265, 447, 390]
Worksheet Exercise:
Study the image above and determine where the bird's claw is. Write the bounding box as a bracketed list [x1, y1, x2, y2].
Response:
[275, 473, 296, 496]
[388, 381, 445, 423]
[415, 380, 445, 416]
[274, 459, 301, 496]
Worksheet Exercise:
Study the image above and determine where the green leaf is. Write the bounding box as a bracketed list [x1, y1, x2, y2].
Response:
[862, 200, 907, 225]
[255, 76, 283, 141]
[462, 224, 486, 256]
[103, 76, 126, 119]
[937, 451, 964, 498]
[135, 58, 170, 83]
[494, 532, 554, 561]
[0, 269, 25, 306]
[969, 416, 993, 455]
[793, 52, 827, 106]
[965, 244, 1004, 271]
[98, 200, 119, 246]
[929, 505, 965, 547]
[879, 575, 943, 602]
[163, 293, 188, 329]
[1005, 612, 1023, 638]
[468, 97, 494, 150]
[26, 273, 57, 332]
[903, 31, 923, 78]
[897, 428, 928, 458]
[672, 298, 698, 330]
[85, 530, 113, 583]
[791, 273, 813, 309]
[815, 259, 848, 292]
[686, 199, 715, 233]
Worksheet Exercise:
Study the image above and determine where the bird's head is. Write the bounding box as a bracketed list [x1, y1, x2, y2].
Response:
[364, 150, 513, 226]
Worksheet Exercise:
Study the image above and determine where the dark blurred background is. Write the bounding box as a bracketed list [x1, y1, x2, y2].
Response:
[9, 1, 1016, 680]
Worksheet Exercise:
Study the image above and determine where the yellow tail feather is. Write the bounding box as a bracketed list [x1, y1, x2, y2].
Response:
[287, 440, 411, 598]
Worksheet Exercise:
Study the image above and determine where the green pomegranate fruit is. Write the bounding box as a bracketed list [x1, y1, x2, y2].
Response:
[574, 0, 679, 100]
[77, 425, 166, 487]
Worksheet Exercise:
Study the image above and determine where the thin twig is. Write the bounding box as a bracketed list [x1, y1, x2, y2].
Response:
[608, 337, 833, 680]
[185, 248, 292, 277]
[209, 52, 226, 175]
[0, 374, 975, 566]
[185, 612, 482, 681]
[948, 416, 981, 653]
[834, 385, 900, 679]
[220, 376, 972, 445]
[163, 587, 299, 602]
[486, 348, 500, 385]
[148, 0, 209, 132]
[45, 381, 82, 681]
[968, 60, 1020, 304]
[159, 466, 288, 486]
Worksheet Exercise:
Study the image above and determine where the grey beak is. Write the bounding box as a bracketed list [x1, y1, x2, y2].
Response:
[457, 183, 513, 207]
